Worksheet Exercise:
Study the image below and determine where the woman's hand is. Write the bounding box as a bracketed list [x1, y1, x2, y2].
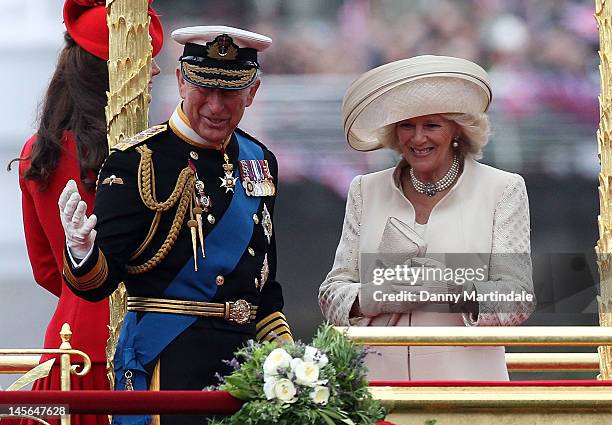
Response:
[359, 257, 476, 316]
[58, 180, 97, 260]
[358, 263, 431, 316]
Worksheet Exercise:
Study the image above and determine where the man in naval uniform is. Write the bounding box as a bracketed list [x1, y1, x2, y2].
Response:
[58, 26, 292, 425]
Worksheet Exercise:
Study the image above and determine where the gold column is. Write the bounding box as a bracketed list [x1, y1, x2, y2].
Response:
[105, 0, 152, 388]
[596, 0, 612, 380]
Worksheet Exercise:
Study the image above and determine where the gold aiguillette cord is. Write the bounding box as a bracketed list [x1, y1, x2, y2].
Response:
[187, 159, 211, 269]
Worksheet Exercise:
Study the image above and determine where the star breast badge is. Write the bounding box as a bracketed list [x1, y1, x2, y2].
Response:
[219, 173, 238, 193]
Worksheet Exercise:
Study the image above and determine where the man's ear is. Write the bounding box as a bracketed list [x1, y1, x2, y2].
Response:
[176, 68, 187, 99]
[245, 79, 261, 107]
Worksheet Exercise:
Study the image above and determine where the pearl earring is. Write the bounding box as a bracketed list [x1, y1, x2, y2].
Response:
[452, 137, 460, 148]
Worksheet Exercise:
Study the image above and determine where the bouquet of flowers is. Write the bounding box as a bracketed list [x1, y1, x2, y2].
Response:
[211, 323, 387, 425]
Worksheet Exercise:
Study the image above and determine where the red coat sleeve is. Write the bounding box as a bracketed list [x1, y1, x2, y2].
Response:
[19, 135, 63, 297]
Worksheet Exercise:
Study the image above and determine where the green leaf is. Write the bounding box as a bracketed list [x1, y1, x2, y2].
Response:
[209, 323, 385, 425]
[319, 408, 344, 420]
[318, 410, 337, 425]
[227, 388, 254, 400]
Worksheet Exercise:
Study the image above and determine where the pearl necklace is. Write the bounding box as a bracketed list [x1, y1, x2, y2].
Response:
[410, 155, 461, 197]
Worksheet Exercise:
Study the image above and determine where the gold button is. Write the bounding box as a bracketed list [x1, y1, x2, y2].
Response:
[190, 151, 199, 160]
[253, 214, 259, 224]
[216, 275, 225, 286]
[248, 247, 255, 256]
[208, 214, 215, 224]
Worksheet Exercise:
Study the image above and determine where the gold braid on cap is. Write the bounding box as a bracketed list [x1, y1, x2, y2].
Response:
[126, 145, 195, 274]
[182, 62, 257, 88]
[183, 62, 256, 77]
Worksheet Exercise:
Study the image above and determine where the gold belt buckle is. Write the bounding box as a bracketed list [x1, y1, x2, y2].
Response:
[227, 299, 252, 324]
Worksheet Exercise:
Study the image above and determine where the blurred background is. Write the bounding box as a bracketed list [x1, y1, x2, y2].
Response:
[0, 0, 602, 386]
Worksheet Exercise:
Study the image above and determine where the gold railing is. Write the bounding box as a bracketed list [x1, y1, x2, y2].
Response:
[0, 325, 608, 425]
[0, 355, 42, 374]
[0, 323, 91, 425]
[340, 326, 612, 346]
[339, 326, 612, 422]
[341, 326, 608, 372]
[505, 352, 599, 372]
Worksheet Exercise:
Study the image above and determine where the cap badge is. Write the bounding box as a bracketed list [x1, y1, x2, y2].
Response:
[206, 34, 239, 61]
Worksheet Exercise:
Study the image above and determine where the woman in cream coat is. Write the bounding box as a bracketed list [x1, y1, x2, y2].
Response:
[319, 55, 536, 381]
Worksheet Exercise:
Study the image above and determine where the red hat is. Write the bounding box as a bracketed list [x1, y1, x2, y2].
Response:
[63, 0, 164, 60]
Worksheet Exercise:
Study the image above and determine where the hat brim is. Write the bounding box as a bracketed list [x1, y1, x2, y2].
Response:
[172, 25, 271, 52]
[342, 56, 492, 151]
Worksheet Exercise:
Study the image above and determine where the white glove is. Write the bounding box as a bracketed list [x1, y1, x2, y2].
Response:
[359, 257, 466, 316]
[359, 259, 432, 316]
[410, 256, 459, 299]
[58, 180, 97, 260]
[410, 257, 476, 311]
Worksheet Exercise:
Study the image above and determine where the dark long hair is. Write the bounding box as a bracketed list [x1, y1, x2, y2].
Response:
[17, 32, 109, 191]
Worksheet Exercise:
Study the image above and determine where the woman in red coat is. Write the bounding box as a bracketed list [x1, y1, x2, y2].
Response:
[14, 1, 163, 424]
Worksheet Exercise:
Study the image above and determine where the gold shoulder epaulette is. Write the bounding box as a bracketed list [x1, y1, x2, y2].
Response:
[112, 124, 167, 152]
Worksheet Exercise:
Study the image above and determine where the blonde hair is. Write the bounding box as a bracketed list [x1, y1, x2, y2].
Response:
[441, 113, 491, 160]
[382, 113, 491, 160]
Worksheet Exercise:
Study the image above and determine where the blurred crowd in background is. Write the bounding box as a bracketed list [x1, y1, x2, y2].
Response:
[158, 0, 599, 123]
[149, 0, 600, 195]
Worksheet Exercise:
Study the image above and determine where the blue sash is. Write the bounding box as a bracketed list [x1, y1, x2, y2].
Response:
[112, 132, 263, 425]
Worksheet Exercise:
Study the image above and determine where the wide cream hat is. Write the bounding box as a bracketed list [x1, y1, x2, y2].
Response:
[342, 55, 492, 151]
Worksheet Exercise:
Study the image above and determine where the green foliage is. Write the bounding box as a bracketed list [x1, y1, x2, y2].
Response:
[210, 323, 386, 425]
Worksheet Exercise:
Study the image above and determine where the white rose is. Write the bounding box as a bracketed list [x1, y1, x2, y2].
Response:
[273, 378, 297, 403]
[263, 376, 277, 400]
[303, 346, 319, 363]
[316, 353, 329, 368]
[290, 357, 302, 371]
[263, 348, 292, 376]
[293, 359, 319, 386]
[303, 346, 329, 368]
[309, 385, 330, 405]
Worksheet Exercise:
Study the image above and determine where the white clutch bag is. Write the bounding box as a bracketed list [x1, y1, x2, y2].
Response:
[377, 216, 427, 266]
